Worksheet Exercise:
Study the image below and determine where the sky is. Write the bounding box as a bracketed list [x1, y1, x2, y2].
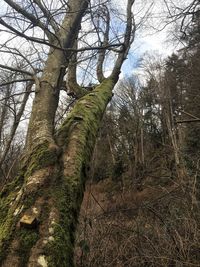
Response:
[120, 26, 177, 79]
[0, 0, 185, 80]
[117, 0, 185, 79]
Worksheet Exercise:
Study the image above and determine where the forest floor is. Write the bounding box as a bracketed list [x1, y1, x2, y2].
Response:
[75, 173, 200, 267]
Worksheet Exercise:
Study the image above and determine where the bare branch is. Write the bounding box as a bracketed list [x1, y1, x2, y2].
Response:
[3, 0, 54, 39]
[67, 33, 88, 98]
[178, 109, 200, 120]
[97, 5, 110, 82]
[0, 17, 51, 46]
[176, 119, 200, 124]
[0, 78, 34, 88]
[32, 0, 59, 32]
[111, 0, 136, 80]
[0, 16, 123, 51]
[0, 64, 33, 76]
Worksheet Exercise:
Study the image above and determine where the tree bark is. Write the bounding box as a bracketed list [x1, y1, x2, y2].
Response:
[25, 0, 89, 150]
[0, 78, 115, 267]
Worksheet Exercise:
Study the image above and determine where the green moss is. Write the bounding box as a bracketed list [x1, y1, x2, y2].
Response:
[0, 190, 39, 264]
[1, 141, 58, 198]
[0, 176, 24, 260]
[56, 78, 114, 148]
[47, 224, 74, 267]
[24, 141, 58, 179]
[45, 168, 85, 267]
[0, 170, 25, 198]
[17, 228, 39, 267]
[0, 204, 19, 263]
[46, 78, 115, 266]
[0, 161, 49, 264]
[0, 139, 61, 264]
[0, 187, 50, 265]
[0, 78, 115, 266]
[0, 191, 15, 223]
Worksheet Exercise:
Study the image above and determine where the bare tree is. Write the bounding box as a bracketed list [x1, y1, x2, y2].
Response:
[163, 0, 200, 46]
[0, 0, 136, 266]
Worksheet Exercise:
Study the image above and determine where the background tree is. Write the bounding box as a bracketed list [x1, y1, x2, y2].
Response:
[73, 2, 200, 265]
[76, 64, 200, 266]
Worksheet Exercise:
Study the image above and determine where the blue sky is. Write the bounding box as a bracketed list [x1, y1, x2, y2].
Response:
[114, 0, 181, 79]
[0, 0, 183, 82]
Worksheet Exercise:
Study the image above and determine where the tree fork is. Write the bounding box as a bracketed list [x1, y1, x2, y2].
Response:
[0, 78, 115, 267]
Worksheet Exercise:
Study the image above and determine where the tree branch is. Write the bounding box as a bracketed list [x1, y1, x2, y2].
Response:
[111, 0, 136, 80]
[0, 17, 122, 51]
[0, 78, 34, 88]
[96, 5, 110, 82]
[0, 64, 33, 76]
[175, 119, 200, 123]
[3, 0, 54, 39]
[0, 17, 51, 47]
[66, 32, 87, 98]
[32, 0, 59, 32]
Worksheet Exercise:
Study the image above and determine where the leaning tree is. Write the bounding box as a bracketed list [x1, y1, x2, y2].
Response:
[0, 0, 136, 266]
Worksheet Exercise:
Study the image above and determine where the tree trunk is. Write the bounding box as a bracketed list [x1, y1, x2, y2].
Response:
[0, 82, 33, 170]
[25, 0, 89, 151]
[0, 78, 115, 267]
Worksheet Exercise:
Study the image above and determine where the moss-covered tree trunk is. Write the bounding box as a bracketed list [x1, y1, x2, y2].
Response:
[0, 78, 115, 267]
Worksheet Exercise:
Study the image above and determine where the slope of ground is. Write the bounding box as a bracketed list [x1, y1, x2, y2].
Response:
[75, 175, 200, 267]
